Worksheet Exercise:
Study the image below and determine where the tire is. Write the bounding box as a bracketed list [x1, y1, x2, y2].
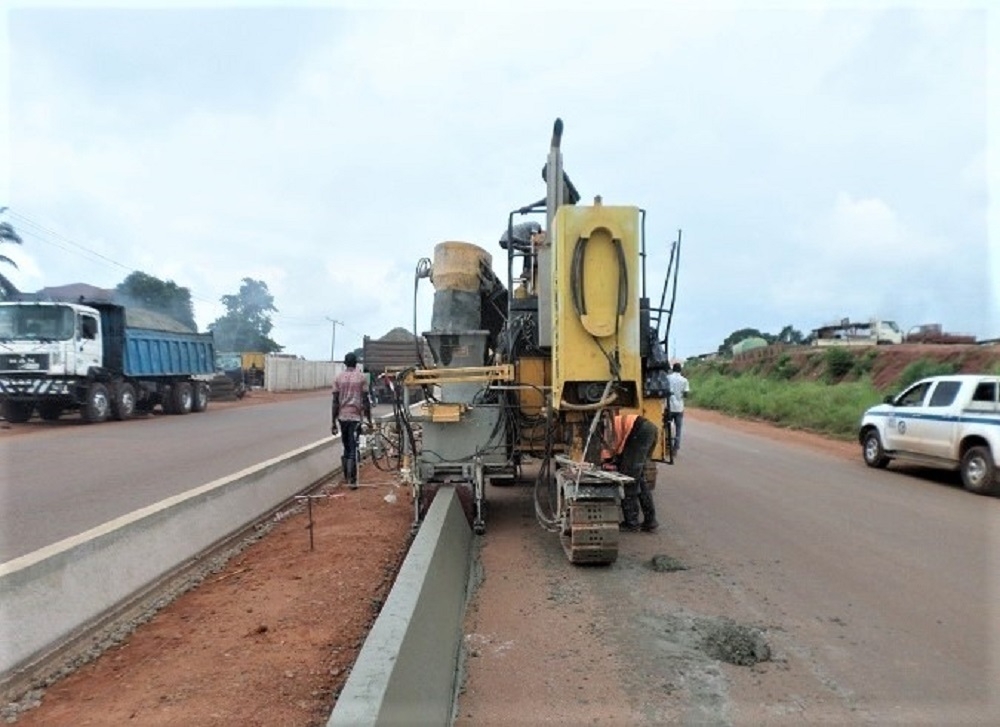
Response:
[961, 445, 998, 495]
[170, 382, 194, 415]
[862, 429, 890, 469]
[112, 383, 137, 421]
[160, 387, 175, 415]
[38, 402, 63, 421]
[192, 382, 210, 412]
[1, 400, 34, 423]
[82, 383, 110, 423]
[371, 432, 401, 472]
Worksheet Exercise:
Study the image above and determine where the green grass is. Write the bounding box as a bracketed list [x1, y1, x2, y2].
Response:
[687, 370, 884, 440]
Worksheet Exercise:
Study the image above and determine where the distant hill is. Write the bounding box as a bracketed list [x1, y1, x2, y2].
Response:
[718, 342, 1000, 391]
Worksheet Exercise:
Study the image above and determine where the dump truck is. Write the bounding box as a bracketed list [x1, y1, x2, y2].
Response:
[0, 300, 215, 423]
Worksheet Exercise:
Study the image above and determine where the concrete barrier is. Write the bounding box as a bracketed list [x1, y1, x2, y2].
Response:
[0, 437, 337, 685]
[327, 486, 472, 726]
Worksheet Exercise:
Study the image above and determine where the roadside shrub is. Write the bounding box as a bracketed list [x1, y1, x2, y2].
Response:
[895, 359, 959, 390]
[823, 347, 855, 381]
[853, 349, 878, 377]
[770, 353, 799, 381]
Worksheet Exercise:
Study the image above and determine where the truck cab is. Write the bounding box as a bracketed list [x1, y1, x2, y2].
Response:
[0, 301, 104, 380]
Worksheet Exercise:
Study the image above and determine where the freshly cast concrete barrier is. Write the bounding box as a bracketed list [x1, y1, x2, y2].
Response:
[327, 486, 472, 726]
[0, 437, 337, 686]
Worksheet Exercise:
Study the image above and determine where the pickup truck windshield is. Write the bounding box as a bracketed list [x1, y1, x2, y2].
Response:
[0, 305, 76, 341]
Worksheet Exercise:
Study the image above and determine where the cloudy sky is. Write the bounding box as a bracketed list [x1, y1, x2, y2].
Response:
[1, 1, 995, 361]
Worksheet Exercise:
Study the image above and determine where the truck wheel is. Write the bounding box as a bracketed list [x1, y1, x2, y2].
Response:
[1, 400, 34, 423]
[961, 445, 998, 495]
[38, 402, 63, 421]
[862, 429, 890, 469]
[112, 383, 137, 420]
[171, 382, 194, 415]
[82, 383, 110, 423]
[192, 382, 209, 412]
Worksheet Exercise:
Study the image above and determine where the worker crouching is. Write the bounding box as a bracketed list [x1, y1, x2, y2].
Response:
[602, 411, 659, 533]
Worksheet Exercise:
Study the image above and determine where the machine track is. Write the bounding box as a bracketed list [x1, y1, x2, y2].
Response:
[555, 462, 628, 564]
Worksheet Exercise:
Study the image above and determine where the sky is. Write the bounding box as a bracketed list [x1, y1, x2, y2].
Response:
[0, 0, 996, 361]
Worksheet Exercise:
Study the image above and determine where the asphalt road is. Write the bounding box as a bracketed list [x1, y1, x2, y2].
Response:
[0, 391, 337, 563]
[458, 411, 1000, 725]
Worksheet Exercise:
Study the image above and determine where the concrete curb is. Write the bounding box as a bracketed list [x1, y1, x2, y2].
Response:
[327, 486, 472, 726]
[0, 437, 336, 684]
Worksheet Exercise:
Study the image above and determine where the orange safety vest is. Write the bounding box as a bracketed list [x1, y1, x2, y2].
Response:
[602, 413, 639, 461]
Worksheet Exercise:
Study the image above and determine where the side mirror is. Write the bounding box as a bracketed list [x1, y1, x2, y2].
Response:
[883, 394, 895, 404]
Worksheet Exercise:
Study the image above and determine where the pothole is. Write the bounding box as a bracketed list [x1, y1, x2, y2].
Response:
[699, 618, 771, 666]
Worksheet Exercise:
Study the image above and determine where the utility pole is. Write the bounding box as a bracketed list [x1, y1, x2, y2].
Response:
[326, 317, 343, 362]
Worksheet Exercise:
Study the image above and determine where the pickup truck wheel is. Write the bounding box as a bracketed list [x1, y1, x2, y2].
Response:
[191, 382, 210, 412]
[171, 382, 194, 415]
[82, 383, 110, 423]
[112, 383, 137, 420]
[960, 445, 998, 495]
[1, 400, 34, 423]
[862, 429, 890, 468]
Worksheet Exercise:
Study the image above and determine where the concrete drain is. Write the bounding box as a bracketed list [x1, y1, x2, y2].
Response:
[699, 618, 771, 666]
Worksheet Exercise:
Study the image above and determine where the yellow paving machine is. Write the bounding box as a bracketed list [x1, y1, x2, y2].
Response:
[379, 119, 680, 564]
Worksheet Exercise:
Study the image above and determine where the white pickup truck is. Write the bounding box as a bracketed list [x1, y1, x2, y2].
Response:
[858, 374, 1000, 495]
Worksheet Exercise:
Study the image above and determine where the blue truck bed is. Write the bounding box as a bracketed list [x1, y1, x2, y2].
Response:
[123, 327, 216, 378]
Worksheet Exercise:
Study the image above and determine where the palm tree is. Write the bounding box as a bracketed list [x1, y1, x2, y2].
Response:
[0, 207, 23, 300]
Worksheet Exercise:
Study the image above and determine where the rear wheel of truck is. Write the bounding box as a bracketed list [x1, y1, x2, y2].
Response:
[961, 445, 998, 495]
[38, 402, 63, 421]
[112, 383, 137, 420]
[191, 382, 210, 412]
[82, 383, 110, 423]
[1, 400, 34, 423]
[171, 382, 194, 415]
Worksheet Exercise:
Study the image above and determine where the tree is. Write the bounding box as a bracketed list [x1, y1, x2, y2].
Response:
[208, 278, 283, 353]
[0, 207, 23, 300]
[115, 271, 197, 331]
[776, 325, 806, 345]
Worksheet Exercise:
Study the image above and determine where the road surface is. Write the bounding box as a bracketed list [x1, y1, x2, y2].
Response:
[0, 391, 337, 563]
[457, 410, 1000, 725]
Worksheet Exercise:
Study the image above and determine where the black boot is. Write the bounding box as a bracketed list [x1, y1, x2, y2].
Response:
[341, 456, 349, 485]
[620, 485, 641, 532]
[346, 458, 358, 488]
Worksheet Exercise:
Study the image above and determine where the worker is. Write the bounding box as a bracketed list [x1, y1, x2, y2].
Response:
[331, 352, 372, 489]
[499, 220, 545, 297]
[602, 410, 659, 533]
[664, 362, 690, 455]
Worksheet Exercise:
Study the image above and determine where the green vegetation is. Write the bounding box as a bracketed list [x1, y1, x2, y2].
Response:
[686, 352, 1000, 441]
[687, 369, 881, 440]
[896, 359, 959, 388]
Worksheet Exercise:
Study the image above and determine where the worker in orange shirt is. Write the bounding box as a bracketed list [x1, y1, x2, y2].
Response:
[602, 410, 659, 532]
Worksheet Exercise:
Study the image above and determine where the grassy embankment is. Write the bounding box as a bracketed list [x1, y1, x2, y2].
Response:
[684, 349, 991, 442]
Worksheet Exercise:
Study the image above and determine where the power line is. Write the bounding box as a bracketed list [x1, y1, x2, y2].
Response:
[5, 208, 355, 331]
